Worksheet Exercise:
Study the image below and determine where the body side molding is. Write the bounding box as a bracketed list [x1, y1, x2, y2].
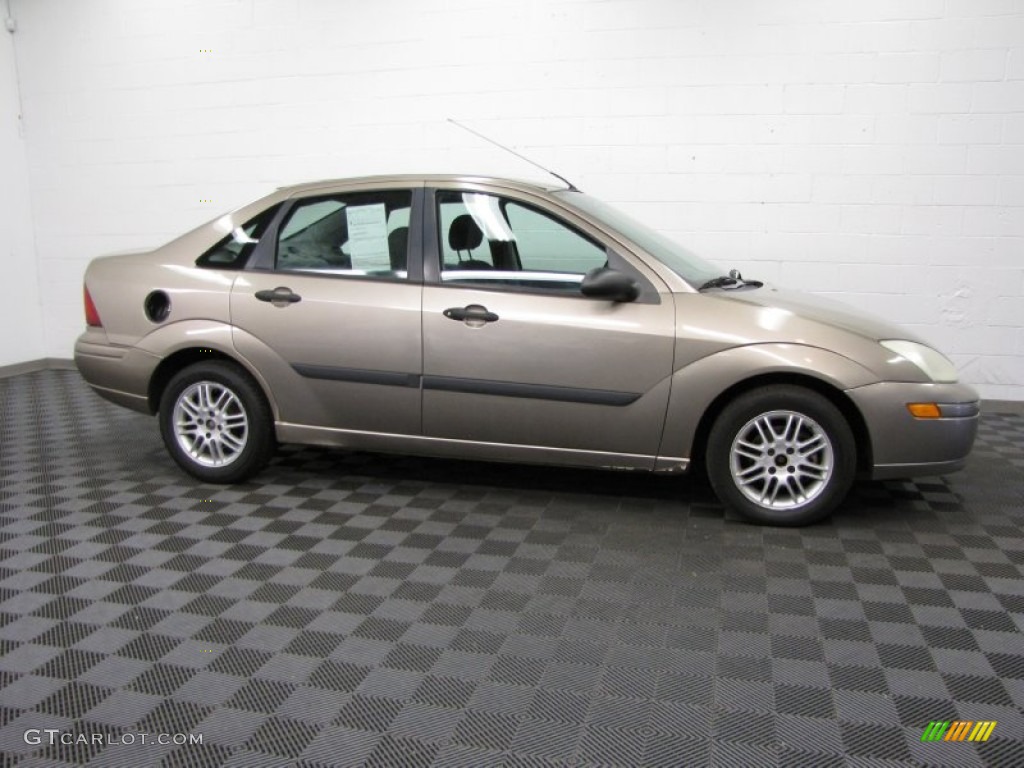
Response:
[291, 364, 643, 406]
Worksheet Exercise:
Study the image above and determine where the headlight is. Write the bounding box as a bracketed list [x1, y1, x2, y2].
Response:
[880, 340, 958, 383]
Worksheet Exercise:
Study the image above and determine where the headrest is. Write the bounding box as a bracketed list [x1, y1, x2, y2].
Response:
[448, 214, 484, 252]
[388, 226, 409, 269]
[388, 226, 408, 252]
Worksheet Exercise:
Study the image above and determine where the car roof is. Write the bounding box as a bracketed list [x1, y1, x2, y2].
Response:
[277, 174, 567, 195]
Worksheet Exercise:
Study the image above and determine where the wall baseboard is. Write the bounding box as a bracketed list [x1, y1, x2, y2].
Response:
[0, 358, 76, 379]
[985, 399, 1024, 415]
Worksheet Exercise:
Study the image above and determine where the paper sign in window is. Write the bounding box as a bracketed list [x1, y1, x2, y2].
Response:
[346, 204, 390, 270]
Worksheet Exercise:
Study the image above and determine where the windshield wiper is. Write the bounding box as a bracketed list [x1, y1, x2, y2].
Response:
[699, 269, 762, 292]
[699, 275, 740, 290]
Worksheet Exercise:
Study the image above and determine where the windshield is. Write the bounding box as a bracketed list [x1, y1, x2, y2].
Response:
[554, 191, 723, 287]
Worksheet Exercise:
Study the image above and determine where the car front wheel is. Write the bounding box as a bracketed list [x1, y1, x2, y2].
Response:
[158, 361, 274, 483]
[706, 385, 856, 526]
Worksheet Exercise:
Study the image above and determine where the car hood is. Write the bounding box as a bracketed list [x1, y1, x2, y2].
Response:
[715, 285, 928, 345]
[671, 285, 939, 384]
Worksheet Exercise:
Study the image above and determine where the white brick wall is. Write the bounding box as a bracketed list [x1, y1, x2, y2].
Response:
[0, 14, 43, 367]
[7, 0, 1024, 398]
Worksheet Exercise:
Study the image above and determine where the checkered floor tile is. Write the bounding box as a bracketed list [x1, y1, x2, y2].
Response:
[0, 370, 1022, 767]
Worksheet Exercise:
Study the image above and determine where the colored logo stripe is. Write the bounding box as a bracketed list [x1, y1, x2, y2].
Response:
[969, 721, 997, 742]
[945, 721, 973, 741]
[921, 721, 997, 742]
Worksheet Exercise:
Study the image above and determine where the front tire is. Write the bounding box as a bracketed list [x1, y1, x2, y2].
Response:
[158, 361, 274, 483]
[706, 385, 856, 526]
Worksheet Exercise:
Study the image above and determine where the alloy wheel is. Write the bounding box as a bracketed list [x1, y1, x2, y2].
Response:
[172, 380, 249, 467]
[729, 409, 834, 510]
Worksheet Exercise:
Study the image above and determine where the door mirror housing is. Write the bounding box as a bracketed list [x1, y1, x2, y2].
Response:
[580, 267, 639, 303]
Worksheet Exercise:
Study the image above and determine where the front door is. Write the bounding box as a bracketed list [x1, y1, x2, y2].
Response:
[421, 187, 676, 465]
[230, 187, 423, 436]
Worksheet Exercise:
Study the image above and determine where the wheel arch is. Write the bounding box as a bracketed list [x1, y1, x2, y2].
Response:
[147, 346, 279, 420]
[660, 343, 877, 474]
[688, 372, 873, 475]
[133, 320, 281, 419]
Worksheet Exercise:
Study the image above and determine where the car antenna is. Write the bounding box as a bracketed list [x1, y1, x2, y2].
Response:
[447, 118, 580, 192]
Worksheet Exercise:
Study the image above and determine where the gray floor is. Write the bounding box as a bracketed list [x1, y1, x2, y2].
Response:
[1, 370, 1022, 767]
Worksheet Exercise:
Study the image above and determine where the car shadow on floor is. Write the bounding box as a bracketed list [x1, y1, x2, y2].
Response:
[212, 443, 959, 530]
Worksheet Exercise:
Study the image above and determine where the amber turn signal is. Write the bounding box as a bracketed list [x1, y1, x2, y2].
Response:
[907, 403, 941, 419]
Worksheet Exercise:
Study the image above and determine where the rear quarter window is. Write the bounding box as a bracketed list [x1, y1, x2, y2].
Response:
[196, 205, 280, 270]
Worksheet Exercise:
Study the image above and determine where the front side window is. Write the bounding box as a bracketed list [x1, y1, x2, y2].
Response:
[437, 191, 607, 294]
[276, 190, 412, 279]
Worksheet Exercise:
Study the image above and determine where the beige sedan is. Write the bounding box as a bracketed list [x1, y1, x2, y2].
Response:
[75, 175, 978, 525]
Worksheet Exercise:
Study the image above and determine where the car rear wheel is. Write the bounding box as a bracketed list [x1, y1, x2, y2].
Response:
[706, 385, 856, 526]
[158, 361, 274, 483]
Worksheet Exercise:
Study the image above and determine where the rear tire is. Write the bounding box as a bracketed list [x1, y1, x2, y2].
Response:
[706, 385, 856, 526]
[158, 361, 274, 483]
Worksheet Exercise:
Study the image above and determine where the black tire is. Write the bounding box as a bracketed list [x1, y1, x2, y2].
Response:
[158, 360, 274, 483]
[706, 385, 856, 526]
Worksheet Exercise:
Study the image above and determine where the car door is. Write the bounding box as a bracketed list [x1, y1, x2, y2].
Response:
[230, 185, 423, 435]
[421, 184, 677, 466]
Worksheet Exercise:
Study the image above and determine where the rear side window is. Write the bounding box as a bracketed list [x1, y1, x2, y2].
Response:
[196, 205, 280, 270]
[275, 190, 412, 280]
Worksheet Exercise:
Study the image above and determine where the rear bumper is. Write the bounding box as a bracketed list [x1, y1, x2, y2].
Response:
[846, 381, 979, 480]
[74, 336, 158, 414]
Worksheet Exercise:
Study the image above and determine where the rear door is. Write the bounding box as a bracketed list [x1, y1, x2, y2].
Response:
[230, 185, 424, 435]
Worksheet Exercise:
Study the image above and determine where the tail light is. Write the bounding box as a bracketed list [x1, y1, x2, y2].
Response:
[84, 285, 102, 327]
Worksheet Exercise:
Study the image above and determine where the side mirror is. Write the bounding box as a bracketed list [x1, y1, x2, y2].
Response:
[580, 267, 639, 303]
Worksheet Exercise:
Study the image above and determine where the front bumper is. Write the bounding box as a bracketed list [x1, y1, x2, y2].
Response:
[74, 335, 159, 414]
[846, 380, 979, 480]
